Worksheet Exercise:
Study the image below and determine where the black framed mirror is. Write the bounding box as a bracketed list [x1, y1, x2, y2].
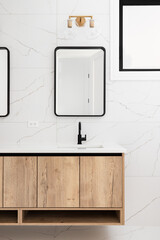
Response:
[0, 47, 10, 117]
[120, 0, 160, 71]
[54, 47, 106, 117]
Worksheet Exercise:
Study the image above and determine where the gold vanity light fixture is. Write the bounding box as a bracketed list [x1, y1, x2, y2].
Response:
[67, 16, 94, 28]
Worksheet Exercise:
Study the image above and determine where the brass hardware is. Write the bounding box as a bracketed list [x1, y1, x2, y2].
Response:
[75, 17, 86, 27]
[68, 16, 94, 28]
[90, 19, 94, 28]
[68, 19, 72, 28]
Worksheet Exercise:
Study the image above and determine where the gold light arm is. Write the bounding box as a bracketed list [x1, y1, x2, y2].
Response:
[69, 16, 93, 19]
[68, 16, 94, 28]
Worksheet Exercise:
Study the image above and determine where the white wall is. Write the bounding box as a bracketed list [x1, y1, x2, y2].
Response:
[0, 0, 160, 239]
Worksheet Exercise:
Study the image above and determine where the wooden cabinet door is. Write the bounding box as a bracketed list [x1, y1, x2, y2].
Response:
[38, 157, 79, 207]
[0, 157, 2, 207]
[80, 156, 123, 207]
[4, 157, 37, 207]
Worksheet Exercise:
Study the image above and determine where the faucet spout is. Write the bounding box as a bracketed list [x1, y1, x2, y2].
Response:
[78, 122, 81, 135]
[77, 122, 87, 145]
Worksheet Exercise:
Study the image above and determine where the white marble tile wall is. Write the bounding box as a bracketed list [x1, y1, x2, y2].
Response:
[0, 0, 160, 238]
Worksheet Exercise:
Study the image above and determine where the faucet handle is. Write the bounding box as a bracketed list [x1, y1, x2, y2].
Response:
[83, 134, 87, 141]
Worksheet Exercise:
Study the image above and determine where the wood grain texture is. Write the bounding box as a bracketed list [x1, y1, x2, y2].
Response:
[38, 157, 79, 207]
[0, 158, 2, 207]
[4, 157, 37, 207]
[80, 156, 123, 208]
[122, 153, 125, 225]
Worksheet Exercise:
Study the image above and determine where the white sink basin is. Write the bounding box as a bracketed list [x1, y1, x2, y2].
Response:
[58, 145, 104, 150]
[56, 143, 126, 153]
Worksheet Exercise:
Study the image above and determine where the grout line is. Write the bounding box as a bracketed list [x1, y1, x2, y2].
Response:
[125, 176, 160, 178]
[2, 121, 160, 124]
[10, 68, 55, 70]
[56, 0, 58, 47]
[0, 14, 57, 16]
[55, 0, 58, 148]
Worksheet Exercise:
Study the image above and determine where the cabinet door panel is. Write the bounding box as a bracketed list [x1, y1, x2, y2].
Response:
[0, 157, 2, 207]
[4, 157, 37, 207]
[80, 156, 122, 207]
[38, 157, 79, 207]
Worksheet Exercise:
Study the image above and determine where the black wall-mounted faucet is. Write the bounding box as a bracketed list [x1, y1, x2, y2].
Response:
[78, 122, 87, 145]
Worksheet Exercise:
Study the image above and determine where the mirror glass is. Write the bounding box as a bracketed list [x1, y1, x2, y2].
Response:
[55, 47, 105, 116]
[0, 48, 9, 117]
[121, 1, 160, 70]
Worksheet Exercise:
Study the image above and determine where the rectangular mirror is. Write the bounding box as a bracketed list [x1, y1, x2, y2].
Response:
[54, 47, 106, 117]
[0, 48, 10, 117]
[120, 0, 160, 71]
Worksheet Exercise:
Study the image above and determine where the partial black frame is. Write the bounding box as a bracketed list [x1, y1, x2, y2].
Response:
[0, 47, 10, 117]
[120, 0, 160, 71]
[54, 46, 106, 117]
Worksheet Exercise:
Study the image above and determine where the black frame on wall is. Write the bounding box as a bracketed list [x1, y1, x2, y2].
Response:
[54, 46, 106, 117]
[0, 47, 10, 117]
[119, 0, 160, 71]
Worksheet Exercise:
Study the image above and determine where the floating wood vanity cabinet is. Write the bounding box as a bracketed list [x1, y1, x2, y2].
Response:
[4, 157, 37, 207]
[0, 153, 125, 226]
[38, 157, 79, 208]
